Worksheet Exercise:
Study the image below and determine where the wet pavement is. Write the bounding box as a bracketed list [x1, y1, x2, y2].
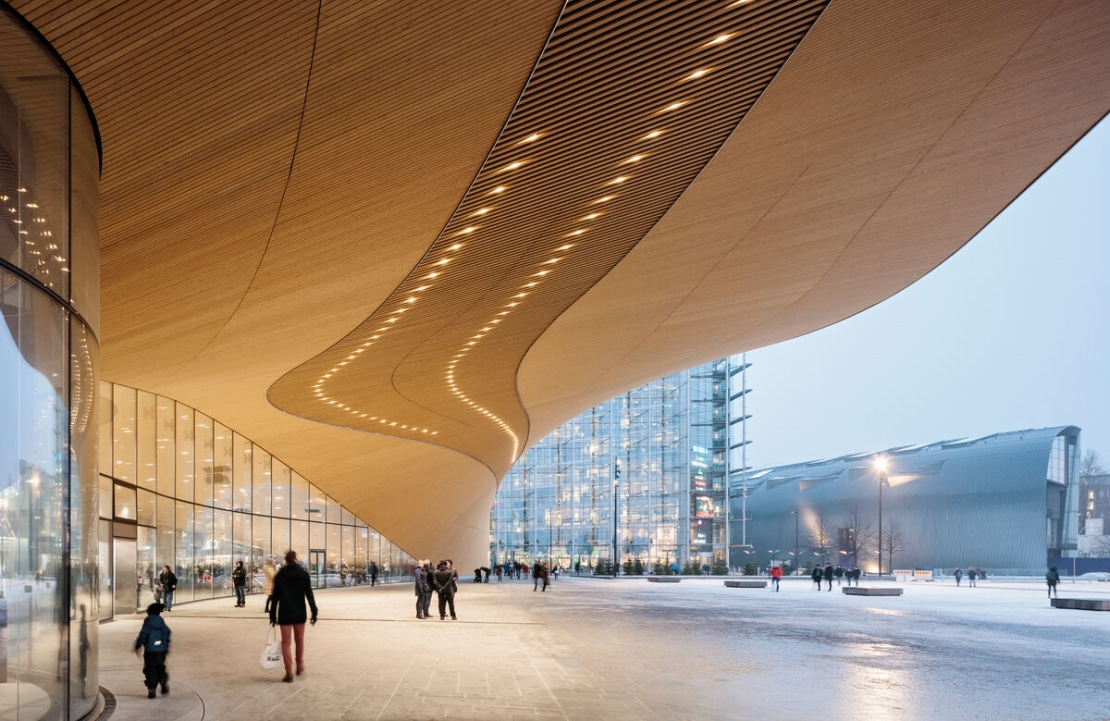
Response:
[96, 575, 1110, 720]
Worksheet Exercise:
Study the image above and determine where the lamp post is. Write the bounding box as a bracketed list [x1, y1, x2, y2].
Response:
[613, 458, 621, 577]
[873, 455, 888, 577]
[791, 509, 799, 576]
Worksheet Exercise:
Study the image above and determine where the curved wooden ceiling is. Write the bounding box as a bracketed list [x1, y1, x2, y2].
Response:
[10, 0, 1110, 567]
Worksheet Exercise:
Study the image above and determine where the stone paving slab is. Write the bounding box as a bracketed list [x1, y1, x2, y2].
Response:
[94, 577, 1110, 721]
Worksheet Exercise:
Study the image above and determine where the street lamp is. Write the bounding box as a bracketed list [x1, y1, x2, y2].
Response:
[613, 458, 621, 577]
[873, 455, 888, 577]
[790, 509, 799, 576]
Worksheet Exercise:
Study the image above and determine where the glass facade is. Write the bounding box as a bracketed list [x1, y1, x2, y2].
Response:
[1, 6, 101, 718]
[98, 382, 415, 618]
[491, 359, 740, 572]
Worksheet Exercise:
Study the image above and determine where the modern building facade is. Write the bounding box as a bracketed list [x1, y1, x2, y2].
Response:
[731, 427, 1081, 576]
[5, 2, 1110, 719]
[97, 381, 415, 621]
[491, 358, 746, 572]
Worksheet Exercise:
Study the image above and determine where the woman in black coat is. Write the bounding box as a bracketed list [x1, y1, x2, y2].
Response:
[232, 561, 247, 607]
[269, 550, 318, 682]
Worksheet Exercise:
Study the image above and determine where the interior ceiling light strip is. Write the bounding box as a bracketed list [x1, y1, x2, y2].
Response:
[269, 0, 828, 472]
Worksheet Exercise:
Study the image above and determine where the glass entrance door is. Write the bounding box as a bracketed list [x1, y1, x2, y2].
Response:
[308, 550, 326, 589]
[113, 539, 137, 615]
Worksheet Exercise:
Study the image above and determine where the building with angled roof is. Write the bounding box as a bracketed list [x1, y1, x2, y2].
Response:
[731, 427, 1081, 576]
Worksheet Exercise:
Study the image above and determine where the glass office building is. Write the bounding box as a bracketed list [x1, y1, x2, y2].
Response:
[491, 357, 747, 572]
[97, 381, 416, 620]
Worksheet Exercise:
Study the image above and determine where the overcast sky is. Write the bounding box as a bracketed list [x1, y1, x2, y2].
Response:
[745, 114, 1110, 470]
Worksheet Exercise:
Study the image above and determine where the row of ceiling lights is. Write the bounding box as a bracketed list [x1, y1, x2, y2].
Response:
[2, 190, 67, 283]
[441, 23, 745, 461]
[310, 9, 752, 448]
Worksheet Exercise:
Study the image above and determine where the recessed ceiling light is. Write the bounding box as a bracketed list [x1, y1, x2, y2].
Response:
[661, 101, 688, 112]
[684, 68, 711, 81]
[595, 195, 616, 203]
[502, 161, 524, 171]
[471, 208, 491, 216]
[705, 33, 733, 46]
[519, 132, 543, 144]
[624, 154, 646, 163]
[609, 176, 629, 185]
[490, 186, 507, 194]
[557, 243, 574, 251]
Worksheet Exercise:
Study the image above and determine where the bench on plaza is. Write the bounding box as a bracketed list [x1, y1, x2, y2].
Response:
[647, 577, 681, 583]
[843, 586, 902, 596]
[1051, 598, 1110, 611]
[724, 580, 767, 589]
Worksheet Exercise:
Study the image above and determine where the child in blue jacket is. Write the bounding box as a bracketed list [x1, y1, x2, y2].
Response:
[134, 603, 171, 698]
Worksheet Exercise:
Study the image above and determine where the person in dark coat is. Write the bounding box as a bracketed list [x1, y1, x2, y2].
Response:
[369, 561, 379, 586]
[823, 564, 834, 591]
[134, 602, 171, 698]
[232, 560, 247, 607]
[157, 565, 177, 611]
[1046, 566, 1060, 599]
[433, 561, 457, 620]
[954, 567, 963, 586]
[834, 565, 845, 586]
[269, 550, 318, 683]
[414, 560, 430, 619]
[851, 567, 861, 586]
[811, 566, 822, 590]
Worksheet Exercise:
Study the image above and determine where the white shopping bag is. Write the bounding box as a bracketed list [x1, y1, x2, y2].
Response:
[260, 626, 283, 670]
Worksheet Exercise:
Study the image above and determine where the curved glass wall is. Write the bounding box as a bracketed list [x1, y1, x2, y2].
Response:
[1, 5, 101, 720]
[98, 382, 414, 618]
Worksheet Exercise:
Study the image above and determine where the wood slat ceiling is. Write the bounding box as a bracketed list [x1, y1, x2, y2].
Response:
[8, 0, 1109, 567]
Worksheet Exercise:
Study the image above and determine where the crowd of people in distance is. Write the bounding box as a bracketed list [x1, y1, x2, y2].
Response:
[808, 564, 860, 590]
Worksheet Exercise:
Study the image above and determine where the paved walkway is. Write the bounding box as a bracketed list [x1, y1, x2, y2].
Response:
[95, 575, 1110, 721]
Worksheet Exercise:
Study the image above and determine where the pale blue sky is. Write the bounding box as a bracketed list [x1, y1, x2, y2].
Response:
[747, 114, 1110, 469]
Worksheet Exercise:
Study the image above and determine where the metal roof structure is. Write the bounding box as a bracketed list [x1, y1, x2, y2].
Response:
[734, 426, 1081, 573]
[8, 0, 1110, 566]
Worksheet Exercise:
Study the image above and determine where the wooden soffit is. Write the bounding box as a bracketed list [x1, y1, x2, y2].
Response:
[10, 0, 1110, 566]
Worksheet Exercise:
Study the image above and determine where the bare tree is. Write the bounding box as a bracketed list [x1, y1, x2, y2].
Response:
[882, 519, 907, 574]
[1081, 450, 1106, 481]
[808, 510, 835, 565]
[839, 504, 875, 570]
[1094, 535, 1110, 557]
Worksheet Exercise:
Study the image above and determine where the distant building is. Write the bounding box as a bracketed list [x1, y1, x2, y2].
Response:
[1078, 472, 1110, 558]
[490, 357, 750, 571]
[730, 427, 1080, 576]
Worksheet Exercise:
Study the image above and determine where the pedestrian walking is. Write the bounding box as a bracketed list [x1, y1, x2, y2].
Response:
[770, 564, 782, 592]
[967, 567, 978, 587]
[134, 603, 171, 698]
[824, 564, 834, 591]
[851, 567, 861, 586]
[811, 566, 822, 590]
[835, 565, 844, 586]
[269, 550, 318, 683]
[232, 560, 247, 607]
[262, 559, 277, 614]
[1046, 566, 1060, 599]
[953, 567, 963, 587]
[369, 561, 379, 586]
